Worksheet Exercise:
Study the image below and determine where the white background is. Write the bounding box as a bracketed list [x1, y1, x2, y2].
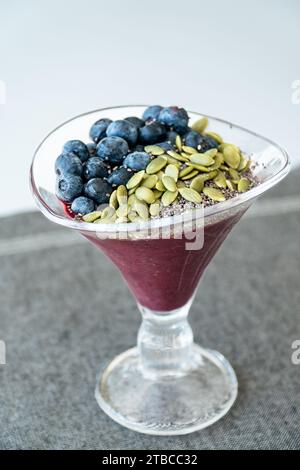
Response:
[0, 0, 299, 216]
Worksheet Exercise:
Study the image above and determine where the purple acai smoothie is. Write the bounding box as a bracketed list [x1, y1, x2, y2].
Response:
[83, 212, 241, 311]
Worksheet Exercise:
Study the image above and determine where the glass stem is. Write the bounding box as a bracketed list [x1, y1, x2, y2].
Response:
[137, 298, 196, 379]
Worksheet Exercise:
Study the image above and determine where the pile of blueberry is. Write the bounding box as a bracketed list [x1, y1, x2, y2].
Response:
[55, 105, 218, 215]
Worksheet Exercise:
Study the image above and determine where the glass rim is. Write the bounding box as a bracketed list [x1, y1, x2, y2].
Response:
[30, 104, 291, 233]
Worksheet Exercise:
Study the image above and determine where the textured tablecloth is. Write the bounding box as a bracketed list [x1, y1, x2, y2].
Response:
[0, 170, 299, 450]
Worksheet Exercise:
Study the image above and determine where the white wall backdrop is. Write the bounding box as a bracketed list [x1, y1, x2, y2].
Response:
[0, 0, 299, 216]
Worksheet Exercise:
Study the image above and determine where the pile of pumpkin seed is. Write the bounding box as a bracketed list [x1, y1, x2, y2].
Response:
[82, 117, 256, 224]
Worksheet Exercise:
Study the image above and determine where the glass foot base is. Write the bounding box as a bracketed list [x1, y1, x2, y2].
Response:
[95, 345, 238, 435]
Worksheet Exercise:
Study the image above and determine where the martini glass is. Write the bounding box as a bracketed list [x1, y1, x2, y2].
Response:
[30, 106, 289, 435]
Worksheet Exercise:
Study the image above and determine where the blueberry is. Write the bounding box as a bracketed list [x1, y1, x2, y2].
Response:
[123, 152, 151, 171]
[166, 130, 178, 144]
[139, 122, 166, 145]
[84, 157, 109, 180]
[71, 196, 96, 215]
[125, 116, 144, 128]
[56, 175, 83, 202]
[97, 136, 129, 165]
[55, 153, 83, 177]
[84, 178, 112, 204]
[106, 120, 138, 146]
[107, 167, 131, 186]
[63, 140, 89, 162]
[157, 141, 173, 151]
[183, 130, 202, 149]
[199, 135, 219, 152]
[87, 142, 97, 155]
[158, 106, 189, 134]
[184, 131, 218, 152]
[142, 105, 163, 122]
[89, 118, 112, 143]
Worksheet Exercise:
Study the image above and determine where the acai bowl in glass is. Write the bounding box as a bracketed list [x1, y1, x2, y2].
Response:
[30, 105, 290, 435]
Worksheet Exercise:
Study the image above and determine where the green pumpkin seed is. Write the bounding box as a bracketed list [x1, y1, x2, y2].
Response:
[101, 206, 116, 219]
[204, 148, 218, 158]
[153, 189, 163, 200]
[167, 156, 181, 166]
[126, 170, 145, 189]
[237, 177, 250, 193]
[82, 211, 102, 222]
[142, 174, 158, 189]
[190, 175, 205, 193]
[222, 145, 241, 169]
[175, 135, 182, 151]
[182, 145, 196, 154]
[204, 170, 218, 181]
[115, 216, 128, 224]
[238, 155, 249, 172]
[226, 179, 236, 191]
[206, 163, 220, 172]
[95, 210, 117, 223]
[203, 187, 226, 202]
[181, 170, 199, 180]
[216, 152, 224, 164]
[189, 153, 215, 166]
[144, 145, 165, 155]
[167, 150, 179, 158]
[128, 187, 137, 195]
[243, 159, 251, 172]
[149, 201, 161, 216]
[176, 180, 186, 188]
[116, 185, 127, 205]
[134, 201, 149, 220]
[94, 216, 116, 224]
[205, 131, 223, 144]
[135, 186, 155, 204]
[213, 171, 227, 189]
[167, 150, 188, 162]
[146, 156, 167, 174]
[109, 190, 118, 209]
[179, 166, 194, 178]
[155, 180, 166, 191]
[116, 204, 128, 218]
[191, 117, 208, 133]
[219, 142, 240, 153]
[187, 162, 210, 172]
[128, 210, 138, 222]
[162, 175, 177, 192]
[189, 172, 207, 182]
[206, 153, 223, 171]
[128, 194, 138, 206]
[161, 190, 178, 207]
[165, 164, 179, 181]
[108, 212, 117, 222]
[228, 168, 240, 181]
[178, 187, 202, 204]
